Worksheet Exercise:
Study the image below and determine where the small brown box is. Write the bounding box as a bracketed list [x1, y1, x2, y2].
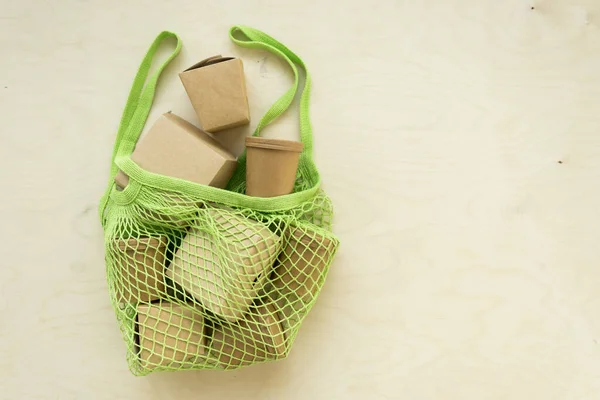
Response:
[272, 226, 337, 304]
[166, 208, 281, 322]
[114, 236, 168, 304]
[136, 302, 206, 370]
[115, 113, 237, 188]
[269, 226, 339, 333]
[179, 56, 250, 133]
[210, 301, 286, 368]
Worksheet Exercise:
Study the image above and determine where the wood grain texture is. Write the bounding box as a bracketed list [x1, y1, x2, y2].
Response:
[2, 0, 600, 398]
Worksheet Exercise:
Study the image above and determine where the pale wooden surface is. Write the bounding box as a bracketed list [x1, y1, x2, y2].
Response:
[2, 0, 600, 398]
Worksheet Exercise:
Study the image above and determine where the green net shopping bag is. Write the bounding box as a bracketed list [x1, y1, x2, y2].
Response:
[98, 26, 339, 375]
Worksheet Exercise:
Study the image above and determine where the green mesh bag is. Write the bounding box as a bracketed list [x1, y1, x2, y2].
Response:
[98, 26, 340, 375]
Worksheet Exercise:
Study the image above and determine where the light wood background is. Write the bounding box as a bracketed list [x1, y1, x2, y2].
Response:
[2, 0, 600, 398]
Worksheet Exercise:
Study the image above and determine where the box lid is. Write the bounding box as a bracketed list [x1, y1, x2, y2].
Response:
[245, 137, 303, 152]
[183, 55, 235, 72]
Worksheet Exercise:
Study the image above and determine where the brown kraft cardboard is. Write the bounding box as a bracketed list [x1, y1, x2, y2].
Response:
[180, 56, 250, 133]
[210, 300, 287, 368]
[136, 302, 206, 370]
[114, 236, 168, 304]
[245, 137, 303, 197]
[114, 112, 237, 188]
[271, 225, 337, 303]
[269, 225, 338, 331]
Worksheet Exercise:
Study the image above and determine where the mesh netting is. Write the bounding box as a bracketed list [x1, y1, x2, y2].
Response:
[100, 25, 339, 375]
[103, 182, 338, 374]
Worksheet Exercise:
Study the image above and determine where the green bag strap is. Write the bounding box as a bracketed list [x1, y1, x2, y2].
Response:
[225, 26, 317, 193]
[98, 31, 181, 222]
[229, 25, 314, 160]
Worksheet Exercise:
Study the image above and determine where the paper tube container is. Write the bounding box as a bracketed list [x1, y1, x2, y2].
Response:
[210, 301, 286, 368]
[114, 236, 168, 304]
[245, 137, 303, 197]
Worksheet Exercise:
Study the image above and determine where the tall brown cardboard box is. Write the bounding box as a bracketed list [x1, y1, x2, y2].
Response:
[115, 113, 237, 188]
[179, 56, 250, 133]
[113, 236, 168, 304]
[210, 300, 287, 368]
[269, 225, 338, 331]
[271, 225, 337, 303]
[136, 302, 206, 370]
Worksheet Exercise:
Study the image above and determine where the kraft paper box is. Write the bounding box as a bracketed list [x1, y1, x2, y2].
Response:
[210, 300, 287, 368]
[136, 302, 206, 370]
[114, 236, 168, 304]
[269, 225, 338, 331]
[272, 225, 337, 303]
[115, 113, 237, 188]
[166, 208, 281, 322]
[179, 56, 250, 133]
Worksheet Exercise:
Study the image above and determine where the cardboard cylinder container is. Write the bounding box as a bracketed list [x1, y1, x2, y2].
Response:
[136, 302, 206, 370]
[210, 300, 286, 368]
[114, 236, 168, 304]
[166, 208, 281, 322]
[179, 56, 250, 133]
[245, 137, 303, 197]
[114, 112, 237, 189]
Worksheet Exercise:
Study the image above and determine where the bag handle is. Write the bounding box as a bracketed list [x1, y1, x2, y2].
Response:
[229, 26, 314, 160]
[98, 31, 181, 222]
